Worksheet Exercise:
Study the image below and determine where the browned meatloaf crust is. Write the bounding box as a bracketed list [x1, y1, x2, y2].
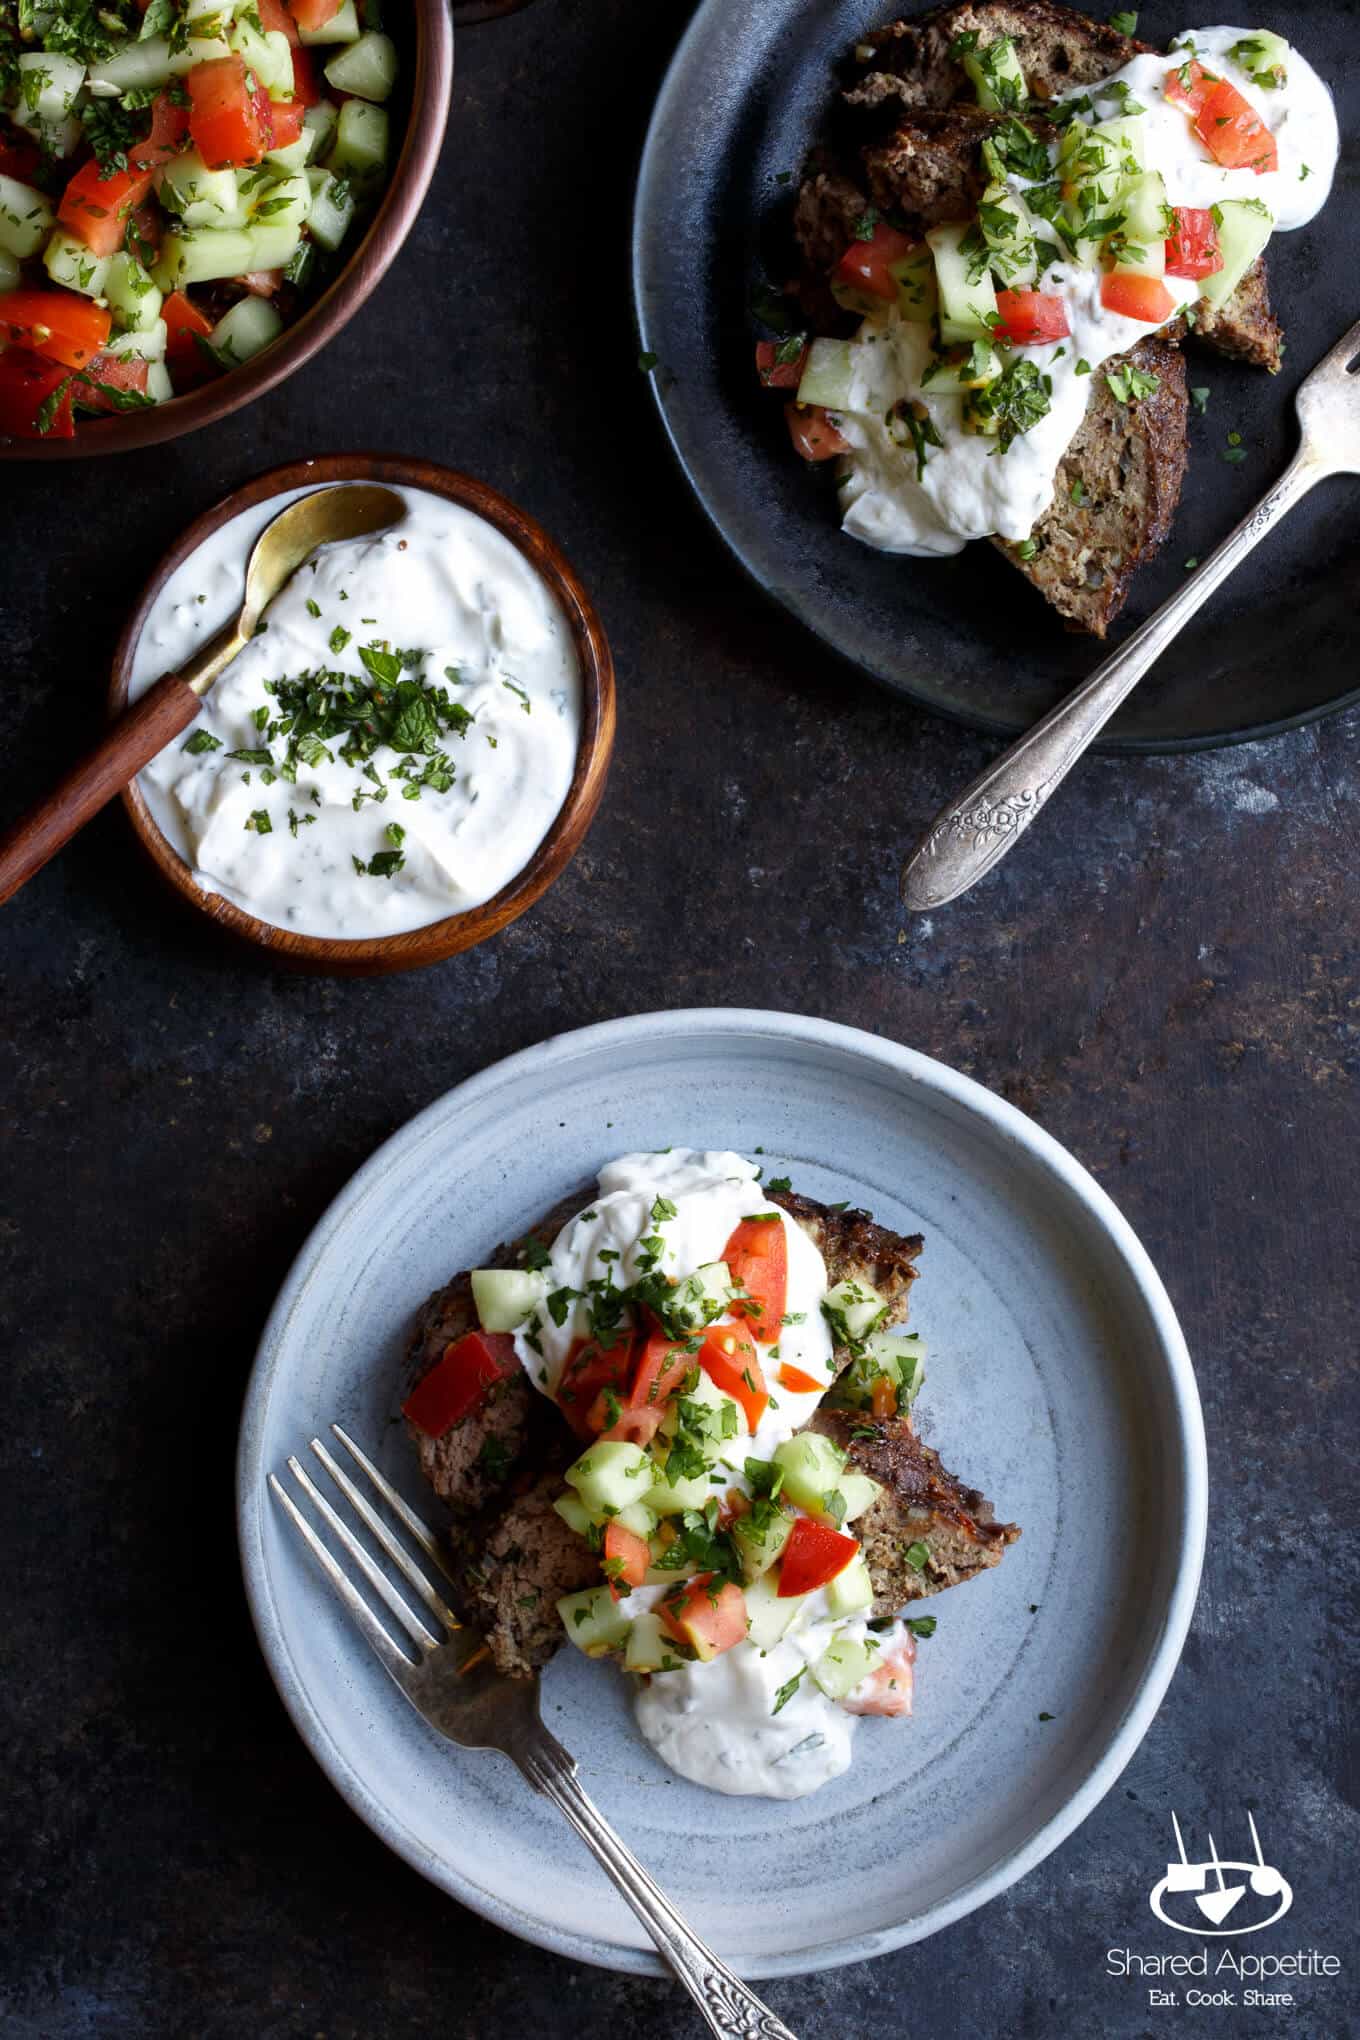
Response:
[812, 1406, 1020, 1611]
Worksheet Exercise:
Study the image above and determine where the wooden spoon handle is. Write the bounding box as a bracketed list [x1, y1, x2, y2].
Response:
[0, 672, 202, 907]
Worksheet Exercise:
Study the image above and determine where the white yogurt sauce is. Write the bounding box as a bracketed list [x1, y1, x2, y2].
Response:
[131, 484, 582, 939]
[834, 26, 1339, 556]
[520, 1149, 921, 1799]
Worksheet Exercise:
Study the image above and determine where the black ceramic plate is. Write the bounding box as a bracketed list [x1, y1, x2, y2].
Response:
[633, 1, 1359, 752]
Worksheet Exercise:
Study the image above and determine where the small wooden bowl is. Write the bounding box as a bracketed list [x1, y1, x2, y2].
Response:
[2, 2, 452, 462]
[108, 455, 616, 975]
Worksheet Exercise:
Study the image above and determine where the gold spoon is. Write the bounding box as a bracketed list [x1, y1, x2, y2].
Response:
[0, 484, 406, 907]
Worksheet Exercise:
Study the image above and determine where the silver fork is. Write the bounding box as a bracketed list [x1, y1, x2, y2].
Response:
[900, 312, 1360, 911]
[270, 1426, 799, 2040]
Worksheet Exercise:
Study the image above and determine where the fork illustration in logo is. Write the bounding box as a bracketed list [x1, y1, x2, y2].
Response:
[1149, 1812, 1293, 1936]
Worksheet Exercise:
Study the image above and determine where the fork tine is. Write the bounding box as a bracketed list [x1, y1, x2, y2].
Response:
[329, 1424, 460, 1586]
[1314, 312, 1360, 378]
[268, 1473, 418, 1681]
[309, 1436, 460, 1634]
[286, 1455, 442, 1654]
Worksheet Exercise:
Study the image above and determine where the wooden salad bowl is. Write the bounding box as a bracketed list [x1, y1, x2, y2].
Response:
[107, 454, 616, 974]
[2, 0, 454, 461]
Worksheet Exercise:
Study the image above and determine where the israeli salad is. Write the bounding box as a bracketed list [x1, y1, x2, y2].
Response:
[0, 0, 398, 440]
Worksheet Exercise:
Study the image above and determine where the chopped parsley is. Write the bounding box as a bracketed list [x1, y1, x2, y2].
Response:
[771, 1667, 806, 1715]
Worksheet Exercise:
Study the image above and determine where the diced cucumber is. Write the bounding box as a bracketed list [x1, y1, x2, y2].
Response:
[821, 1277, 889, 1349]
[299, 0, 360, 44]
[557, 1585, 631, 1658]
[1199, 198, 1274, 308]
[920, 339, 1002, 395]
[42, 229, 111, 299]
[146, 359, 174, 403]
[210, 294, 282, 364]
[153, 227, 254, 289]
[282, 237, 318, 290]
[661, 1259, 734, 1336]
[613, 1500, 658, 1539]
[166, 33, 234, 75]
[825, 1551, 874, 1618]
[18, 51, 85, 121]
[1089, 116, 1146, 179]
[772, 1432, 846, 1516]
[644, 1468, 714, 1516]
[731, 1498, 794, 1582]
[961, 33, 1026, 113]
[470, 1266, 545, 1334]
[104, 252, 163, 334]
[624, 1610, 674, 1673]
[15, 106, 82, 159]
[304, 166, 355, 252]
[1110, 170, 1169, 278]
[796, 337, 856, 412]
[158, 152, 246, 231]
[0, 248, 18, 293]
[87, 36, 176, 96]
[328, 97, 390, 188]
[1229, 30, 1289, 90]
[240, 221, 303, 271]
[744, 1571, 807, 1651]
[105, 318, 168, 363]
[323, 29, 398, 102]
[811, 1632, 877, 1701]
[659, 1363, 737, 1435]
[0, 174, 53, 259]
[266, 128, 318, 173]
[564, 1439, 654, 1519]
[978, 182, 1036, 287]
[836, 1472, 882, 1525]
[552, 1491, 592, 1538]
[926, 221, 997, 346]
[891, 241, 937, 322]
[303, 100, 340, 157]
[836, 1331, 925, 1413]
[183, 0, 238, 22]
[229, 17, 294, 98]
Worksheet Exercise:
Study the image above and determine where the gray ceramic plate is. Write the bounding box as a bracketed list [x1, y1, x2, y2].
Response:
[237, 1009, 1206, 1976]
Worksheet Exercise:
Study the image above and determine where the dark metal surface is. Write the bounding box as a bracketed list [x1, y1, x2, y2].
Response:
[634, 0, 1360, 750]
[1, 4, 1357, 2036]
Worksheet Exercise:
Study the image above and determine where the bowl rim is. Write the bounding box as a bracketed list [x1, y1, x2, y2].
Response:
[0, 0, 453, 462]
[107, 454, 617, 974]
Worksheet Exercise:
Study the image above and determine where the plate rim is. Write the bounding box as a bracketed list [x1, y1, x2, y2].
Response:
[630, 0, 1360, 758]
[237, 1006, 1208, 1976]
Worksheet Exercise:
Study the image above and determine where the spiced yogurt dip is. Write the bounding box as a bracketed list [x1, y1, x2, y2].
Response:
[130, 485, 582, 938]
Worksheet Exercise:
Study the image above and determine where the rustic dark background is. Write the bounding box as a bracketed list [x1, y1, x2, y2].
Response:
[2, 3, 1357, 2036]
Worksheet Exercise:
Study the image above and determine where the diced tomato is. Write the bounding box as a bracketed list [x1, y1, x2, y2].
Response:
[602, 1523, 650, 1601]
[871, 1373, 898, 1422]
[1163, 205, 1223, 280]
[0, 134, 42, 182]
[74, 352, 150, 413]
[257, 0, 300, 41]
[786, 402, 848, 462]
[130, 89, 192, 171]
[698, 1324, 768, 1433]
[58, 158, 155, 258]
[289, 43, 324, 106]
[658, 1575, 748, 1661]
[288, 0, 343, 30]
[722, 1216, 788, 1341]
[777, 1515, 859, 1598]
[556, 1335, 636, 1440]
[1099, 271, 1176, 324]
[162, 288, 218, 390]
[187, 55, 271, 169]
[628, 1329, 697, 1412]
[401, 1330, 519, 1439]
[843, 1636, 916, 1717]
[777, 1362, 824, 1394]
[1163, 55, 1215, 118]
[833, 219, 920, 304]
[264, 97, 306, 148]
[600, 1403, 667, 1449]
[1193, 77, 1278, 173]
[993, 288, 1070, 345]
[0, 348, 74, 440]
[755, 337, 809, 390]
[0, 289, 111, 369]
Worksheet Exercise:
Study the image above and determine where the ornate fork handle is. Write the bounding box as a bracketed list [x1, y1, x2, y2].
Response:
[518, 1734, 799, 2039]
[901, 447, 1327, 912]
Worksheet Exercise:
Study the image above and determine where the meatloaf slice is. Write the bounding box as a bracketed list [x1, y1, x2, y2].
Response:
[453, 1471, 601, 1677]
[812, 1406, 1019, 1611]
[843, 0, 1145, 115]
[1181, 257, 1283, 373]
[993, 335, 1188, 634]
[405, 1190, 584, 1519]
